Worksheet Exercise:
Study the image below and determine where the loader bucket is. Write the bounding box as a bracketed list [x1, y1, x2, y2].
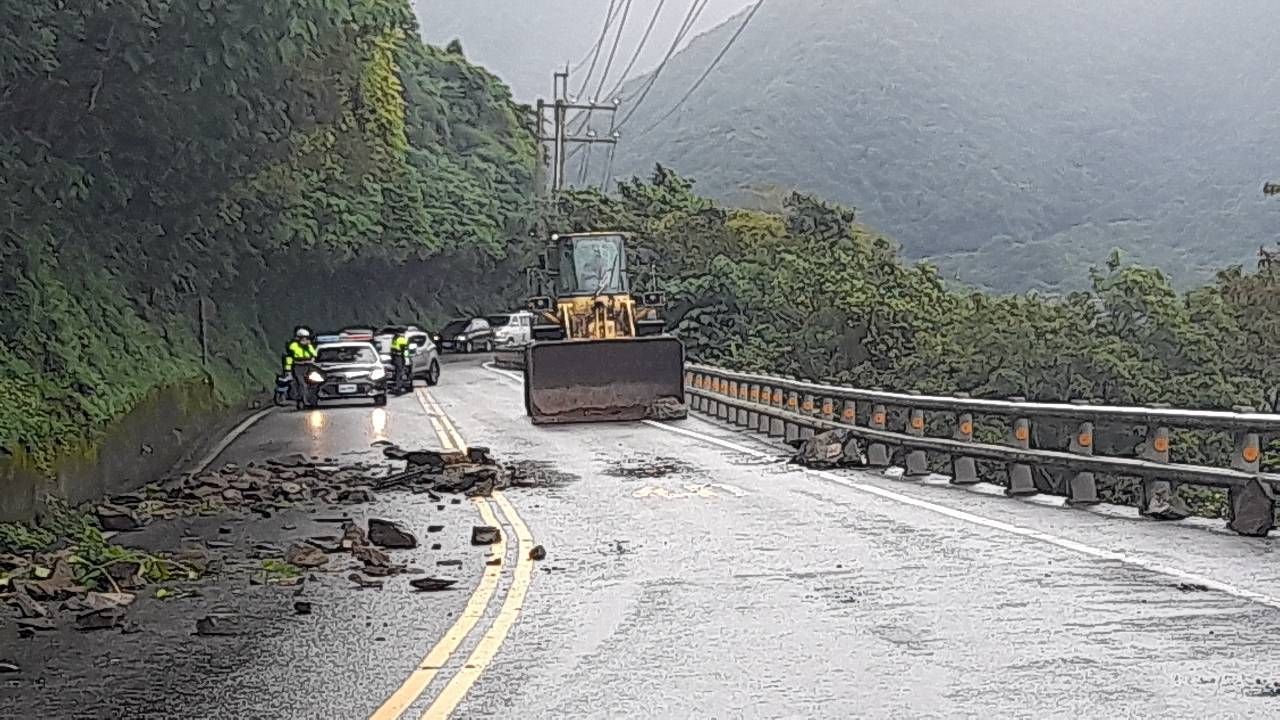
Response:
[523, 337, 688, 424]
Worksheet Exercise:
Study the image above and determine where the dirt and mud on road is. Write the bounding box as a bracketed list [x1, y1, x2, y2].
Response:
[0, 441, 544, 716]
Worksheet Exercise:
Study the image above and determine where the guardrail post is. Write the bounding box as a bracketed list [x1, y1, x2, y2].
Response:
[904, 407, 929, 478]
[727, 381, 740, 424]
[746, 384, 761, 431]
[736, 383, 751, 427]
[840, 399, 856, 427]
[707, 378, 721, 417]
[784, 391, 801, 442]
[1226, 417, 1274, 537]
[768, 388, 785, 437]
[867, 404, 890, 467]
[695, 375, 709, 414]
[717, 380, 731, 421]
[799, 394, 816, 439]
[1137, 424, 1189, 520]
[950, 407, 978, 485]
[1065, 414, 1099, 505]
[1006, 408, 1036, 496]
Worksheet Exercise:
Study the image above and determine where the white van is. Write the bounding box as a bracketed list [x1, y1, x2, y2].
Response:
[487, 311, 534, 347]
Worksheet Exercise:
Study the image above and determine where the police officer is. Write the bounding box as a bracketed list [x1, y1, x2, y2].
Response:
[390, 331, 411, 393]
[284, 327, 318, 399]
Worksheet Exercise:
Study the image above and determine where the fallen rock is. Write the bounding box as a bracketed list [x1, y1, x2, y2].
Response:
[788, 430, 865, 469]
[107, 560, 145, 589]
[8, 588, 49, 618]
[347, 573, 384, 590]
[76, 606, 127, 632]
[218, 525, 233, 535]
[430, 543, 442, 550]
[368, 519, 417, 549]
[278, 481, 305, 499]
[27, 559, 86, 600]
[352, 544, 392, 569]
[338, 487, 377, 504]
[16, 617, 56, 633]
[221, 489, 244, 505]
[0, 662, 18, 674]
[644, 397, 687, 421]
[485, 558, 502, 567]
[96, 503, 143, 532]
[471, 526, 501, 546]
[426, 525, 444, 533]
[83, 592, 136, 612]
[293, 600, 313, 615]
[340, 522, 368, 549]
[409, 577, 458, 592]
[174, 547, 210, 574]
[195, 615, 240, 636]
[529, 545, 547, 561]
[199, 474, 230, 490]
[285, 543, 329, 569]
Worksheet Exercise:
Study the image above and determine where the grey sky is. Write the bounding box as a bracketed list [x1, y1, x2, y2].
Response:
[412, 1, 754, 100]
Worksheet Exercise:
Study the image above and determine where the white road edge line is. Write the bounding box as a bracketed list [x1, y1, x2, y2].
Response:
[193, 407, 276, 474]
[481, 362, 1280, 612]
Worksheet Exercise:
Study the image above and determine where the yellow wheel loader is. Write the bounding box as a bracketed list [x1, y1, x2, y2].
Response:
[522, 232, 688, 424]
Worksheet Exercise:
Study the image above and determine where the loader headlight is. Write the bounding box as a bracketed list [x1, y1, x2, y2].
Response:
[307, 370, 324, 383]
[370, 368, 386, 381]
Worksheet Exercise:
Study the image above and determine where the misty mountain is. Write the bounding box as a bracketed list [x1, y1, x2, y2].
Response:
[412, 0, 753, 101]
[604, 0, 1280, 292]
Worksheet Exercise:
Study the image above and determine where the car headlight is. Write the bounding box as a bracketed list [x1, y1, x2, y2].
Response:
[307, 370, 324, 383]
[432, 335, 441, 342]
[370, 367, 386, 381]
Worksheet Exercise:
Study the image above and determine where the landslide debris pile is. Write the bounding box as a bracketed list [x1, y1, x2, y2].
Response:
[0, 445, 524, 642]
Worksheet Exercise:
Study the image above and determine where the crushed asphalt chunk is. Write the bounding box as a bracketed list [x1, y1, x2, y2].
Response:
[471, 526, 501, 546]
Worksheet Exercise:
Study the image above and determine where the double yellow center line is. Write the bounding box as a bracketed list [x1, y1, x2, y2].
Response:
[370, 390, 534, 720]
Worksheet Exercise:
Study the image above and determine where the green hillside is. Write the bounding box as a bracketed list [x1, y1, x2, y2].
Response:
[1, 0, 535, 472]
[608, 0, 1280, 291]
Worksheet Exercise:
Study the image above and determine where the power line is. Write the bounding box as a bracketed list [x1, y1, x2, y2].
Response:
[632, 0, 765, 138]
[603, 0, 670, 102]
[615, 0, 709, 131]
[570, 0, 621, 75]
[593, 0, 635, 102]
[576, 0, 622, 99]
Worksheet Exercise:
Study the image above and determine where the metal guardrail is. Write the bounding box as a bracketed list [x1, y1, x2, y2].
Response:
[492, 345, 526, 371]
[685, 364, 1280, 537]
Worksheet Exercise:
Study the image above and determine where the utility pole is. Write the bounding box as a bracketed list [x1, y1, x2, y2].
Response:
[537, 67, 621, 193]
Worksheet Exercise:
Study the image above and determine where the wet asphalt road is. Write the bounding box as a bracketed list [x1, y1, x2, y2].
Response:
[432, 360, 1280, 719]
[5, 356, 1280, 718]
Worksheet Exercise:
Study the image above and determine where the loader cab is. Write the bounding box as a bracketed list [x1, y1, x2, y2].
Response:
[554, 233, 629, 297]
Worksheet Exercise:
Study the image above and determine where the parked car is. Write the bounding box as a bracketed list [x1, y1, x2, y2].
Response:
[435, 317, 494, 353]
[338, 326, 376, 343]
[487, 311, 534, 347]
[373, 326, 441, 386]
[299, 341, 387, 407]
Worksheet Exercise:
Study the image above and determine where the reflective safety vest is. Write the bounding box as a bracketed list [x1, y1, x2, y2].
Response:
[284, 340, 317, 370]
[391, 335, 410, 358]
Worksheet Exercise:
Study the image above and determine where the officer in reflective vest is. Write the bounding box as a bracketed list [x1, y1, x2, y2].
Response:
[284, 327, 318, 373]
[390, 332, 411, 392]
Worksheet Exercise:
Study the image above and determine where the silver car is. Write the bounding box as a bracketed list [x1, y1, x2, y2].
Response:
[374, 326, 441, 386]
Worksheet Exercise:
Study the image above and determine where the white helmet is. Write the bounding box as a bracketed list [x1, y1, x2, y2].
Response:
[295, 327, 311, 339]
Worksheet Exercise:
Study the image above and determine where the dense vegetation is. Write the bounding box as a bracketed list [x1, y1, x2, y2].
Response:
[608, 0, 1280, 292]
[542, 167, 1280, 499]
[1, 0, 536, 472]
